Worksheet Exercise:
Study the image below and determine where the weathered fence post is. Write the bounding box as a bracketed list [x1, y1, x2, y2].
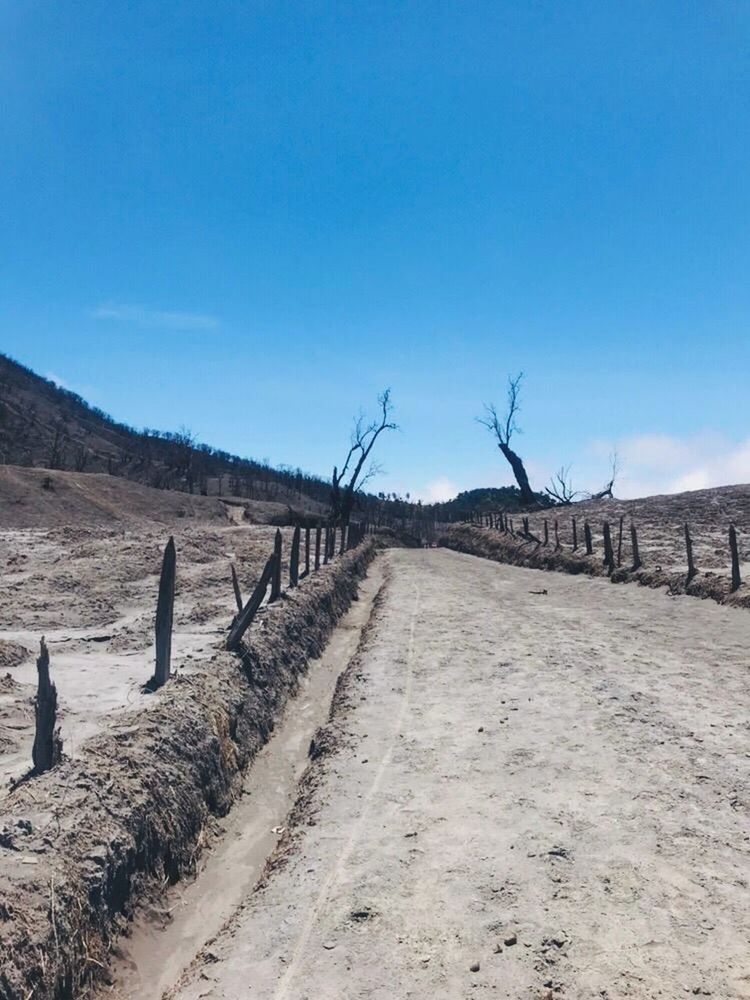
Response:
[32, 638, 62, 774]
[554, 519, 561, 550]
[226, 553, 276, 651]
[572, 517, 578, 551]
[323, 525, 330, 565]
[631, 522, 642, 570]
[684, 523, 696, 583]
[230, 563, 243, 613]
[339, 524, 347, 555]
[602, 522, 615, 574]
[153, 536, 176, 689]
[270, 529, 282, 602]
[584, 521, 593, 555]
[303, 526, 311, 577]
[522, 516, 530, 536]
[508, 517, 514, 535]
[543, 519, 549, 546]
[315, 525, 322, 570]
[729, 524, 741, 592]
[617, 516, 624, 567]
[289, 526, 301, 587]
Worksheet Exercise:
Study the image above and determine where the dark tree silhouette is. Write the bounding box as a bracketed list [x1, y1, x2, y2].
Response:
[478, 373, 536, 507]
[331, 389, 397, 525]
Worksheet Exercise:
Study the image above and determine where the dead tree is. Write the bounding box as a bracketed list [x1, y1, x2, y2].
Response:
[478, 373, 536, 507]
[330, 390, 397, 526]
[33, 639, 62, 774]
[546, 466, 579, 505]
[587, 452, 620, 501]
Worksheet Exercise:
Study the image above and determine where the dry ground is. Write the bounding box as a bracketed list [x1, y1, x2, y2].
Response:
[0, 470, 299, 784]
[170, 548, 750, 1000]
[518, 485, 750, 578]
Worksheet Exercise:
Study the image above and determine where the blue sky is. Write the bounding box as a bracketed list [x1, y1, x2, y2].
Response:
[2, 2, 749, 500]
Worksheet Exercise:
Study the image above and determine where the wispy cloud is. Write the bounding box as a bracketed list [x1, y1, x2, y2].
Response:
[90, 303, 219, 331]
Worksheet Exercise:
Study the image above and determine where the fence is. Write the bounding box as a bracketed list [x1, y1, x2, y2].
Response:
[466, 509, 744, 591]
[27, 519, 369, 778]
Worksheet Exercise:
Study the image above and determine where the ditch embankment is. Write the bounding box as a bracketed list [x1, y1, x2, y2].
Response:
[0, 540, 375, 1000]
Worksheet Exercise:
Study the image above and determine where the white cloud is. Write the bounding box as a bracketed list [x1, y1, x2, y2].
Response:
[90, 303, 219, 331]
[590, 432, 750, 499]
[421, 477, 460, 503]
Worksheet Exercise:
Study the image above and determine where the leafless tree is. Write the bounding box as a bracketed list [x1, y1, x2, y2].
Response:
[585, 451, 619, 501]
[331, 389, 397, 525]
[545, 465, 579, 505]
[478, 372, 536, 507]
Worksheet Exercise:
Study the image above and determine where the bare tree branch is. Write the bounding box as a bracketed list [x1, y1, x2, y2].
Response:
[331, 390, 397, 524]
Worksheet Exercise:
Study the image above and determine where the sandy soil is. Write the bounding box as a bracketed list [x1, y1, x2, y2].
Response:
[518, 485, 750, 578]
[0, 519, 295, 784]
[170, 548, 750, 1000]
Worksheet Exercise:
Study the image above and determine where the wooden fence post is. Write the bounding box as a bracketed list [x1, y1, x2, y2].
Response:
[315, 525, 322, 570]
[508, 517, 514, 535]
[554, 519, 561, 550]
[153, 536, 176, 689]
[543, 519, 549, 546]
[522, 516, 530, 536]
[602, 522, 615, 574]
[270, 529, 283, 602]
[230, 563, 243, 613]
[32, 638, 62, 774]
[323, 525, 330, 565]
[339, 524, 347, 555]
[684, 523, 696, 583]
[572, 517, 578, 551]
[617, 516, 624, 567]
[303, 526, 311, 577]
[226, 553, 276, 651]
[729, 524, 741, 592]
[289, 526, 301, 587]
[631, 522, 642, 571]
[584, 521, 593, 555]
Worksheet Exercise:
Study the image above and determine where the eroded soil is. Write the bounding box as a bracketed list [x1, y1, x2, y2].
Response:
[169, 548, 750, 1000]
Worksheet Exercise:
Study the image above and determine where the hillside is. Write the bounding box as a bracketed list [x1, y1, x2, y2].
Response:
[0, 353, 330, 509]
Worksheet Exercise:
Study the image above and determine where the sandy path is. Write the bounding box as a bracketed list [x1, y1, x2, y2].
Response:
[171, 548, 750, 1000]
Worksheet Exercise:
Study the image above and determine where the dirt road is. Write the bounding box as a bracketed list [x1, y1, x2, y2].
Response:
[169, 548, 749, 1000]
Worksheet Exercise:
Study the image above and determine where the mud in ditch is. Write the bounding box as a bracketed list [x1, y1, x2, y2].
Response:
[106, 560, 384, 1000]
[0, 541, 376, 1000]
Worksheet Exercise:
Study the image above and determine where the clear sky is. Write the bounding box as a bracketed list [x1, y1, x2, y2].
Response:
[2, 2, 749, 500]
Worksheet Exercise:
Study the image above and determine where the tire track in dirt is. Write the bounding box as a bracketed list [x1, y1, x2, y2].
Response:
[272, 579, 421, 1000]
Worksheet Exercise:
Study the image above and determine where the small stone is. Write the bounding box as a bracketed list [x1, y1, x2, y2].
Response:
[493, 944, 503, 954]
[504, 934, 517, 947]
[478, 726, 484, 732]
[322, 941, 336, 950]
[470, 961, 480, 972]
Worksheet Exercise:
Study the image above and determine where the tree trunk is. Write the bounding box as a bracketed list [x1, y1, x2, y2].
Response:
[498, 443, 535, 506]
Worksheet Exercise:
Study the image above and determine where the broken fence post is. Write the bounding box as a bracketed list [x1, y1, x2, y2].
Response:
[33, 638, 62, 774]
[684, 523, 697, 583]
[270, 529, 283, 602]
[631, 522, 642, 570]
[289, 525, 301, 587]
[584, 521, 593, 556]
[729, 524, 741, 592]
[230, 563, 243, 613]
[153, 536, 176, 689]
[226, 553, 276, 651]
[602, 521, 615, 574]
[522, 516, 530, 536]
